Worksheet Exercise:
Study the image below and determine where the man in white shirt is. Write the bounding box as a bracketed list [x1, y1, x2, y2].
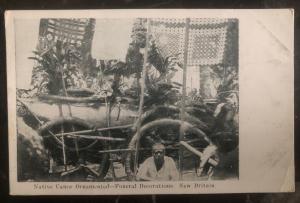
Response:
[136, 143, 179, 181]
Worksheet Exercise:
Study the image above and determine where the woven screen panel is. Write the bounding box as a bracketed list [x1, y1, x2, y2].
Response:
[188, 26, 227, 65]
[151, 19, 185, 60]
[150, 18, 229, 66]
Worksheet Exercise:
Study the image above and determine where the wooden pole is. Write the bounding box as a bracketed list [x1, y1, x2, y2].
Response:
[133, 18, 151, 178]
[179, 18, 190, 180]
[56, 37, 75, 167]
[104, 93, 117, 180]
[58, 104, 67, 171]
[198, 65, 201, 94]
[51, 124, 133, 137]
[65, 134, 125, 141]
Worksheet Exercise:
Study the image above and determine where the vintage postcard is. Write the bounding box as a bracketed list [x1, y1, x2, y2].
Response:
[5, 9, 294, 195]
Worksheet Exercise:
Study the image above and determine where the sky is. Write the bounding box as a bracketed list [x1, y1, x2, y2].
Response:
[15, 19, 133, 89]
[92, 19, 133, 60]
[15, 19, 40, 89]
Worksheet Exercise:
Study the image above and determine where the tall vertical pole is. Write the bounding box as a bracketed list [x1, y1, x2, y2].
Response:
[58, 104, 67, 172]
[179, 18, 190, 180]
[199, 66, 201, 93]
[134, 18, 151, 178]
[223, 66, 227, 86]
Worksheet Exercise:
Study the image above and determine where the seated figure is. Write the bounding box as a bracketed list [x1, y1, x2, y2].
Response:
[136, 143, 179, 181]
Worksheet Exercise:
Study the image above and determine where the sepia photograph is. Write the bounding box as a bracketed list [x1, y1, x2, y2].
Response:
[6, 10, 293, 195]
[15, 17, 238, 183]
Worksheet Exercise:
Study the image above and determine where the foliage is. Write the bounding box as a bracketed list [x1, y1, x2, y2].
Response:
[29, 41, 84, 95]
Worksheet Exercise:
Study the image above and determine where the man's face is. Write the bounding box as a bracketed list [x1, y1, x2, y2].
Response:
[153, 146, 165, 164]
[86, 78, 93, 88]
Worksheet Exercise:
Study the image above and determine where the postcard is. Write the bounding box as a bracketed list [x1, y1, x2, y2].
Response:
[5, 9, 294, 195]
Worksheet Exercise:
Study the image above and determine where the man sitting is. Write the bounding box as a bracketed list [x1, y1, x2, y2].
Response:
[136, 143, 179, 181]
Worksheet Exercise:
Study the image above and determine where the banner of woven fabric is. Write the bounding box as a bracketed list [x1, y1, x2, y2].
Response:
[150, 18, 229, 66]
